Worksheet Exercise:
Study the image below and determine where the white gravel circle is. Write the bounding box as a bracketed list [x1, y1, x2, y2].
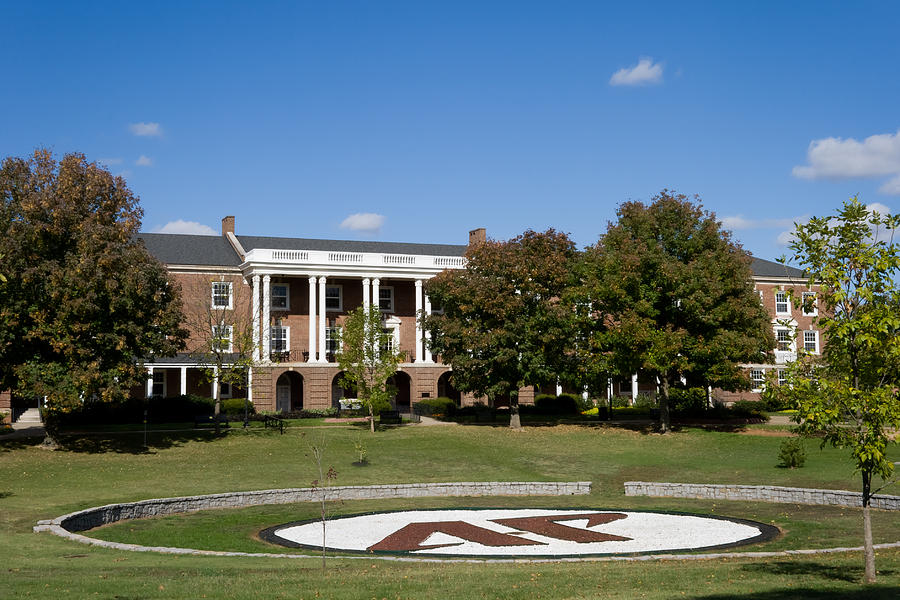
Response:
[271, 509, 772, 557]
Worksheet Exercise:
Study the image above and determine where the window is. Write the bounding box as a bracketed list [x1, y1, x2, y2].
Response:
[379, 286, 394, 312]
[777, 369, 787, 386]
[212, 325, 233, 353]
[325, 326, 341, 354]
[151, 371, 165, 397]
[380, 327, 395, 353]
[775, 328, 792, 351]
[803, 330, 819, 354]
[750, 369, 765, 391]
[775, 291, 789, 315]
[325, 285, 342, 311]
[219, 382, 232, 399]
[802, 291, 817, 316]
[271, 284, 289, 310]
[271, 325, 290, 353]
[212, 282, 233, 309]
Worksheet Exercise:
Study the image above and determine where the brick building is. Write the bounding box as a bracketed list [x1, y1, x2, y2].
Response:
[0, 218, 817, 420]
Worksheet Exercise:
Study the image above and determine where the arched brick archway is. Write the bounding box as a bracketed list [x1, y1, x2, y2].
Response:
[437, 371, 461, 405]
[388, 371, 412, 411]
[274, 371, 303, 413]
[331, 371, 356, 408]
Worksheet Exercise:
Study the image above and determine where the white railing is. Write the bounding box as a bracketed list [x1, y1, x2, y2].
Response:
[774, 350, 797, 364]
[271, 250, 308, 261]
[243, 248, 466, 271]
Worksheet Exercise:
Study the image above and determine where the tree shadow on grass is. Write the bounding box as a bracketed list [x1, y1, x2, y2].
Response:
[57, 430, 229, 454]
[0, 436, 44, 452]
[690, 587, 899, 600]
[740, 560, 874, 583]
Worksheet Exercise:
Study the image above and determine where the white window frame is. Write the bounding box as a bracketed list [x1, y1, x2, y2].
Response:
[212, 324, 233, 353]
[271, 283, 290, 311]
[757, 290, 764, 304]
[271, 325, 290, 353]
[325, 326, 341, 354]
[775, 291, 790, 316]
[151, 370, 166, 397]
[325, 285, 342, 312]
[750, 368, 765, 392]
[378, 286, 394, 312]
[775, 327, 792, 352]
[777, 369, 787, 386]
[803, 330, 819, 354]
[802, 291, 817, 316]
[211, 281, 233, 310]
[219, 381, 232, 399]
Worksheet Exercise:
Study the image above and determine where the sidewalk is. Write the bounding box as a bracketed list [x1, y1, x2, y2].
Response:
[1, 421, 46, 441]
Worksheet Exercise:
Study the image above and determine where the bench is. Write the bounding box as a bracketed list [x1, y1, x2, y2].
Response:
[194, 414, 230, 429]
[379, 410, 402, 425]
[264, 414, 285, 434]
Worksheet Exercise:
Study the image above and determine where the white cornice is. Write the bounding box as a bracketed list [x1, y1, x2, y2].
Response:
[240, 247, 466, 279]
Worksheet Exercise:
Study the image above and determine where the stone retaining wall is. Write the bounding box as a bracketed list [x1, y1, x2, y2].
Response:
[624, 481, 900, 510]
[38, 481, 592, 533]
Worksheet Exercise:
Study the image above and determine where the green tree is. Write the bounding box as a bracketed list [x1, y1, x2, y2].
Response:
[423, 229, 577, 429]
[182, 275, 255, 434]
[584, 190, 773, 432]
[770, 197, 900, 583]
[0, 149, 187, 443]
[335, 305, 404, 433]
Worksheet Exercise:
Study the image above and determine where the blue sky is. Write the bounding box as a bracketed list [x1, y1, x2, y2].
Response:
[2, 1, 899, 260]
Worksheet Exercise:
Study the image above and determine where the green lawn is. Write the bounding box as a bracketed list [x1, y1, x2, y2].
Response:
[2, 423, 898, 598]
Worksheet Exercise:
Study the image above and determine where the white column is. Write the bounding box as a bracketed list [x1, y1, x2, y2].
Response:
[424, 292, 433, 363]
[251, 275, 260, 362]
[146, 367, 154, 398]
[555, 378, 563, 396]
[262, 275, 271, 362]
[362, 278, 371, 311]
[631, 373, 639, 405]
[247, 368, 253, 404]
[308, 276, 317, 363]
[318, 276, 327, 362]
[607, 378, 614, 401]
[212, 366, 219, 399]
[414, 279, 423, 363]
[180, 367, 187, 396]
[372, 278, 380, 312]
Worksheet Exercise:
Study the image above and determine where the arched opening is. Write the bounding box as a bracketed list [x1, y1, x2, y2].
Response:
[331, 371, 357, 409]
[275, 371, 303, 413]
[437, 371, 461, 405]
[387, 371, 412, 411]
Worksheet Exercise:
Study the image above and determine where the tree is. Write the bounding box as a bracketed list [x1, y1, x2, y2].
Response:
[583, 190, 773, 432]
[768, 198, 900, 584]
[181, 275, 255, 434]
[423, 229, 577, 429]
[335, 305, 404, 433]
[0, 149, 187, 443]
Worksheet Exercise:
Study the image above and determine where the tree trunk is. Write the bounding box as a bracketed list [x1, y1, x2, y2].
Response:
[369, 404, 375, 433]
[862, 469, 876, 583]
[508, 389, 521, 430]
[213, 385, 221, 435]
[659, 375, 671, 434]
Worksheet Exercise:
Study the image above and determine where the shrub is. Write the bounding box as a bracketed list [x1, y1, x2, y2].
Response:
[670, 388, 707, 415]
[413, 397, 457, 417]
[221, 397, 254, 416]
[778, 438, 806, 468]
[610, 395, 630, 408]
[633, 393, 657, 409]
[729, 400, 768, 420]
[534, 393, 581, 415]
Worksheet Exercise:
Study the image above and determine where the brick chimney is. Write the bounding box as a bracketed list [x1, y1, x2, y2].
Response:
[468, 227, 486, 246]
[222, 215, 235, 236]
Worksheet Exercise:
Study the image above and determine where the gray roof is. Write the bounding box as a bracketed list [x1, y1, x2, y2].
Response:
[136, 233, 241, 267]
[750, 257, 805, 279]
[237, 235, 468, 257]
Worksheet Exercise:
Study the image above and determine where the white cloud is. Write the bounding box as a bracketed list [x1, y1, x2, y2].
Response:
[878, 176, 900, 196]
[129, 122, 162, 137]
[340, 212, 385, 233]
[151, 220, 217, 236]
[98, 157, 123, 166]
[721, 215, 798, 231]
[135, 155, 153, 167]
[866, 202, 893, 216]
[792, 129, 900, 194]
[609, 58, 664, 86]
